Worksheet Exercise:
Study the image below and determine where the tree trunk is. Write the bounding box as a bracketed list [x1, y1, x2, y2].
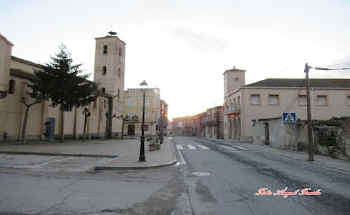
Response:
[83, 115, 87, 141]
[21, 107, 30, 144]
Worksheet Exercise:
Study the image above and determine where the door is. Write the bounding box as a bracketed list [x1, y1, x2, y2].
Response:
[264, 122, 270, 145]
[127, 124, 135, 136]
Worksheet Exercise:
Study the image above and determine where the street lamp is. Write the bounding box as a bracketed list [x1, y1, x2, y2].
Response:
[139, 80, 148, 162]
[304, 63, 350, 161]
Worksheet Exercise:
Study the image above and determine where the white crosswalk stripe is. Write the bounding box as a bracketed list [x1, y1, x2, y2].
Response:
[235, 146, 248, 151]
[176, 145, 184, 150]
[197, 144, 209, 150]
[220, 145, 239, 151]
[175, 144, 212, 151]
[187, 145, 196, 150]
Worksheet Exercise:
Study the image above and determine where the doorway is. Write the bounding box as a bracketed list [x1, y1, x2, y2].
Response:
[264, 122, 270, 145]
[127, 124, 135, 136]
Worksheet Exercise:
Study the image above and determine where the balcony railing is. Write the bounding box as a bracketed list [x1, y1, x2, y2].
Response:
[224, 104, 240, 115]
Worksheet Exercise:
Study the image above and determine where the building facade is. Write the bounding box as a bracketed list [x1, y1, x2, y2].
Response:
[160, 99, 168, 135]
[223, 66, 350, 143]
[205, 106, 224, 139]
[123, 88, 161, 136]
[170, 108, 223, 139]
[0, 32, 126, 141]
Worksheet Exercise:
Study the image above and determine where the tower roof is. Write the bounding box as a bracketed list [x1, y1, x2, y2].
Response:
[0, 33, 14, 46]
[95, 33, 126, 44]
[223, 66, 245, 75]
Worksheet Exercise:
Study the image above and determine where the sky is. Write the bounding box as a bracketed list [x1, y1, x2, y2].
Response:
[1, 0, 350, 120]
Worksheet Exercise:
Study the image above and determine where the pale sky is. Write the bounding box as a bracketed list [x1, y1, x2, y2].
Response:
[2, 0, 350, 120]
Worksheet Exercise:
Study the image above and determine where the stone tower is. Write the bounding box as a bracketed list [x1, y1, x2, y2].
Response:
[223, 66, 246, 96]
[94, 32, 126, 114]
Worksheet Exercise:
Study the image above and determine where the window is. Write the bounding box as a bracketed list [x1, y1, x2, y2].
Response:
[347, 96, 350, 106]
[119, 47, 123, 56]
[143, 124, 149, 131]
[298, 95, 306, 106]
[102, 66, 107, 75]
[250, 94, 261, 105]
[268, 95, 279, 105]
[103, 45, 108, 54]
[127, 98, 136, 106]
[317, 95, 328, 106]
[101, 88, 106, 94]
[237, 96, 240, 104]
[8, 79, 15, 94]
[118, 68, 121, 78]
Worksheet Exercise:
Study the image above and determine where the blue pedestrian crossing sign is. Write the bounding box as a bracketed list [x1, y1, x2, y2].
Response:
[282, 112, 296, 124]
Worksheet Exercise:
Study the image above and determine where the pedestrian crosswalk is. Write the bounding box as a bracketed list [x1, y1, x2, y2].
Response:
[176, 144, 248, 152]
[176, 144, 209, 151]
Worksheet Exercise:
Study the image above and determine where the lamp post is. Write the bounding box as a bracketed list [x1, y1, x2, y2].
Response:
[139, 80, 148, 162]
[304, 63, 350, 161]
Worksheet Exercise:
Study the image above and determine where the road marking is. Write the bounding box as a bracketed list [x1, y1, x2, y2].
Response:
[176, 145, 184, 150]
[168, 137, 173, 140]
[178, 150, 187, 165]
[187, 145, 196, 150]
[197, 144, 209, 150]
[235, 146, 248, 151]
[220, 145, 239, 151]
[37, 157, 75, 168]
[192, 171, 210, 177]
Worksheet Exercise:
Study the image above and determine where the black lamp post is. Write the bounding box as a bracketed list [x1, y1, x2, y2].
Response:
[139, 80, 148, 162]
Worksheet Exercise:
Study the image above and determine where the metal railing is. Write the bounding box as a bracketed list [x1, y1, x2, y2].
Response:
[224, 104, 240, 114]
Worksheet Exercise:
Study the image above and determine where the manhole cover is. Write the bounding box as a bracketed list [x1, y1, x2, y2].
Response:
[192, 171, 210, 177]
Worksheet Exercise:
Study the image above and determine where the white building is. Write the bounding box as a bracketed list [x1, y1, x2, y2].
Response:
[223, 67, 350, 143]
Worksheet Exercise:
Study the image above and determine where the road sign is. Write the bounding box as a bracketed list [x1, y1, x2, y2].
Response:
[282, 112, 296, 124]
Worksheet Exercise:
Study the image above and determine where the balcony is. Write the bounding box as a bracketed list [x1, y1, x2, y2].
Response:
[224, 104, 240, 115]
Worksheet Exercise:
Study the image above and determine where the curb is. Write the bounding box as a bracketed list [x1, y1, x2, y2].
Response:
[0, 151, 118, 158]
[93, 159, 178, 170]
[94, 139, 178, 170]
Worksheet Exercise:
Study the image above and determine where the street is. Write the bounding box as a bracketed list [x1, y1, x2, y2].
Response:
[0, 136, 350, 214]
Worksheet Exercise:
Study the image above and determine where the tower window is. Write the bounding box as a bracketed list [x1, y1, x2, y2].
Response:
[117, 88, 120, 99]
[8, 79, 16, 94]
[102, 66, 107, 75]
[101, 88, 106, 94]
[103, 45, 108, 54]
[119, 47, 122, 56]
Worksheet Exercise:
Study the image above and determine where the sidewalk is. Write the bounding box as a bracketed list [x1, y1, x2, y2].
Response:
[0, 137, 177, 170]
[223, 139, 350, 175]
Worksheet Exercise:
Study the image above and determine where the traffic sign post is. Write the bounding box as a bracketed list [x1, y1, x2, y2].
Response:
[282, 112, 296, 124]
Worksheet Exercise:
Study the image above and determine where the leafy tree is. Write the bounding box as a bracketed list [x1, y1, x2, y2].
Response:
[33, 45, 98, 141]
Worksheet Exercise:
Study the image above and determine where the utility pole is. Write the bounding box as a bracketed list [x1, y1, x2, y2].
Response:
[304, 63, 314, 161]
[304, 63, 350, 161]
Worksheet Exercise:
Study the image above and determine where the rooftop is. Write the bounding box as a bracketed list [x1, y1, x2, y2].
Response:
[245, 78, 350, 88]
[0, 33, 13, 46]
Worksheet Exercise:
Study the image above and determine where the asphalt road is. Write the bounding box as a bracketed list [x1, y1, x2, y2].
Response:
[174, 136, 350, 215]
[0, 136, 349, 215]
